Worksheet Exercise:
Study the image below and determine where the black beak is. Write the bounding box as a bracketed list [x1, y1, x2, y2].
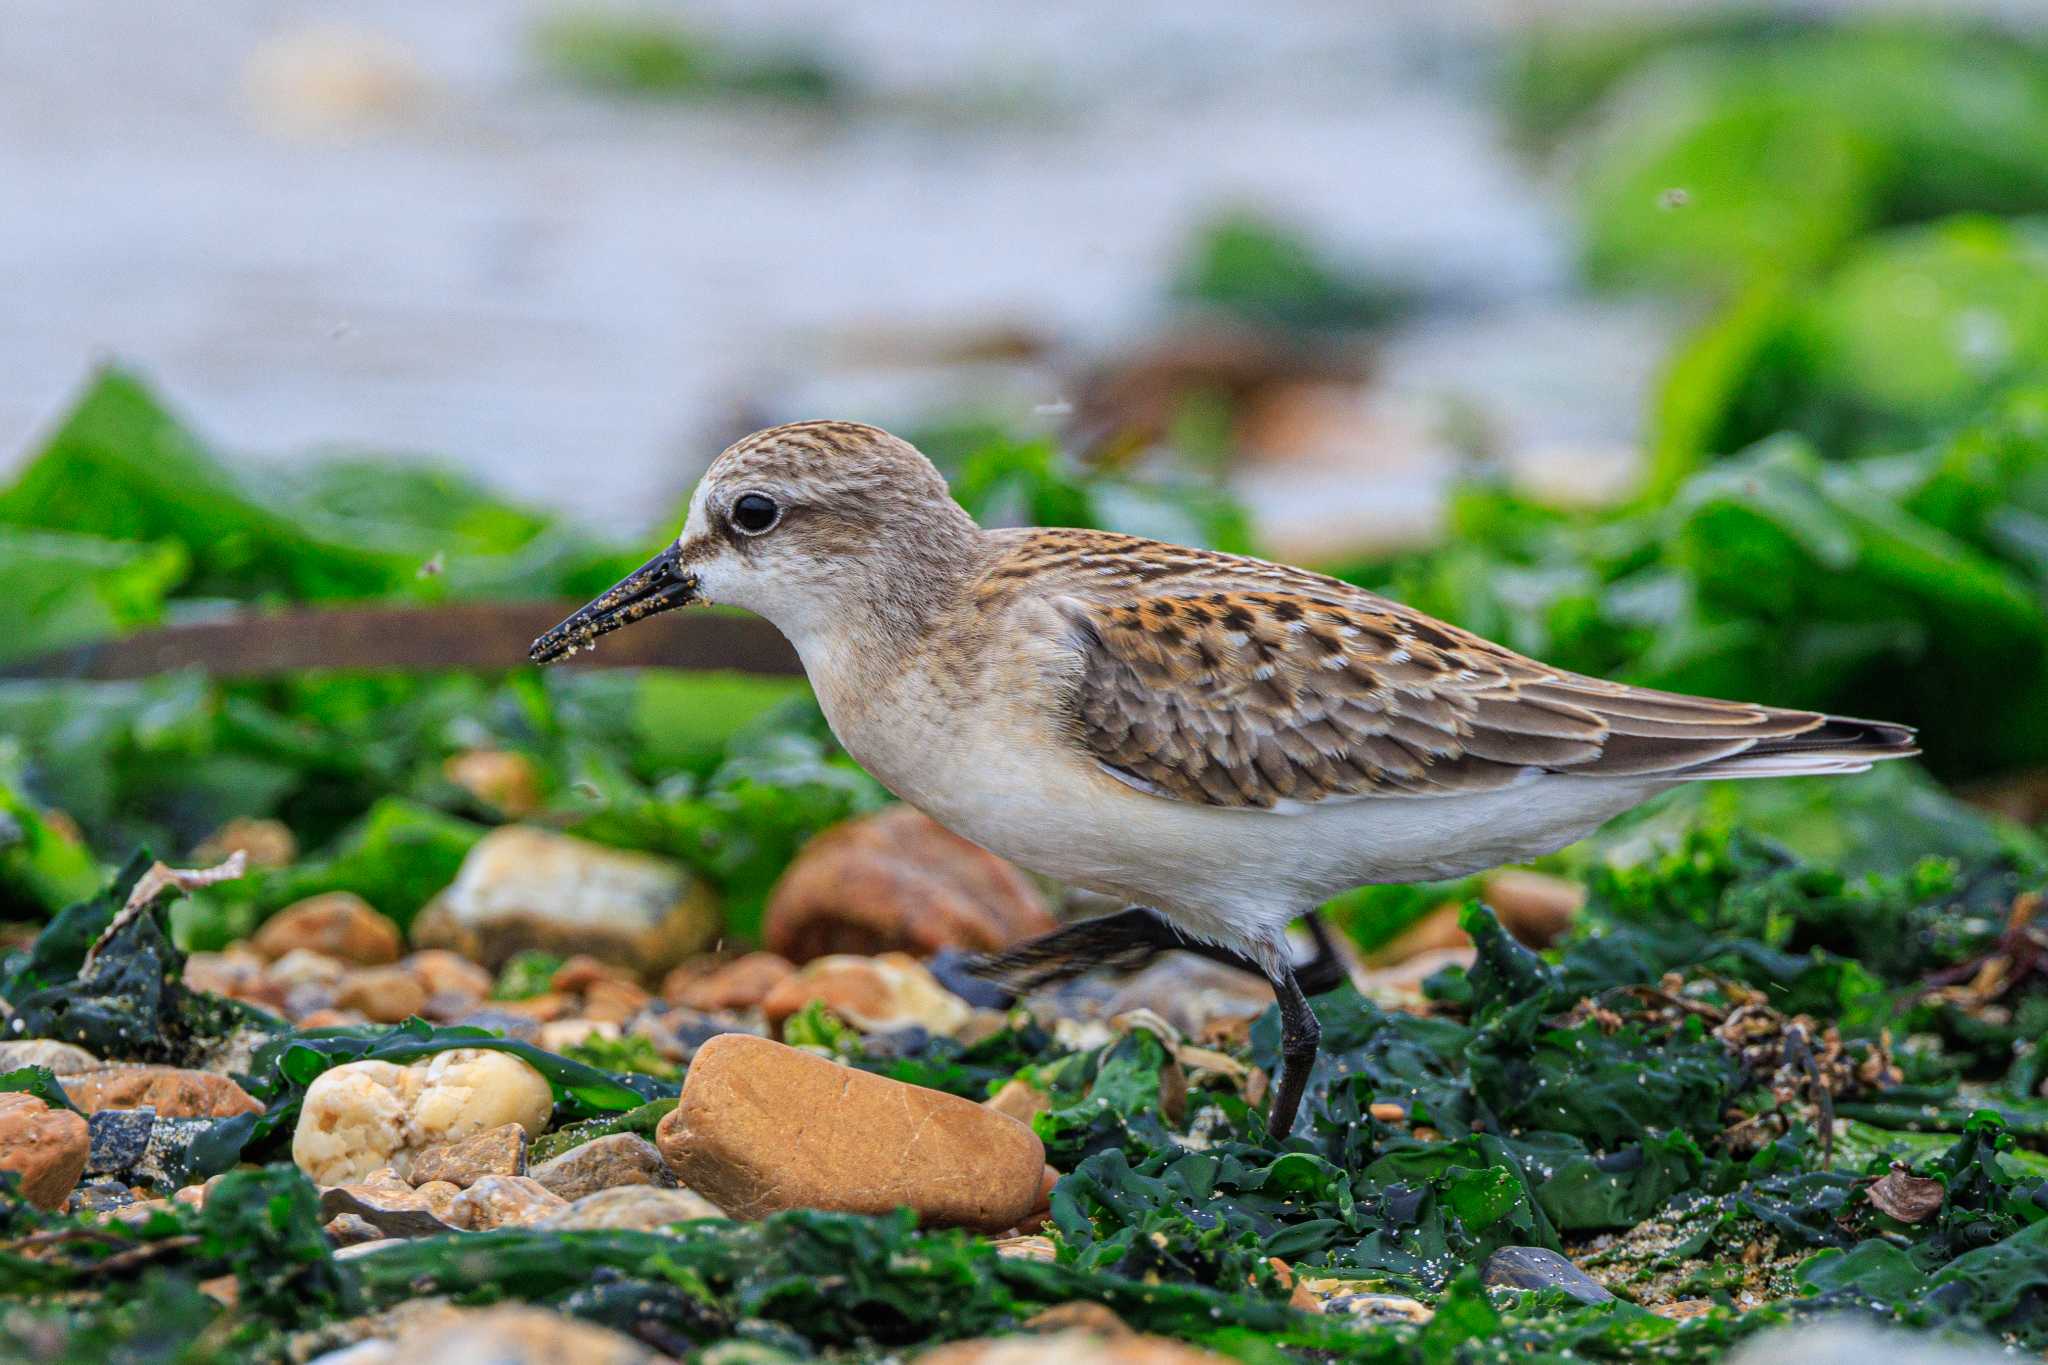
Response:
[529, 545, 700, 664]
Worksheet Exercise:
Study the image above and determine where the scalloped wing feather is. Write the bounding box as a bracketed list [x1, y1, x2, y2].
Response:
[982, 530, 1913, 811]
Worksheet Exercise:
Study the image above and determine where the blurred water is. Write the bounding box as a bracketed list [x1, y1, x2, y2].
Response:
[0, 1, 1743, 540]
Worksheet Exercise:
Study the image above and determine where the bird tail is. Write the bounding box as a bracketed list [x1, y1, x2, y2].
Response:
[1677, 714, 1918, 781]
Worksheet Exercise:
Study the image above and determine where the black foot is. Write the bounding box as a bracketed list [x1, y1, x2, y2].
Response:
[1264, 964, 1322, 1141]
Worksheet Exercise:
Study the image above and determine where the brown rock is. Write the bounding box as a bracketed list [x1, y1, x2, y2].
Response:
[410, 826, 719, 973]
[666, 951, 794, 1012]
[763, 806, 1055, 962]
[582, 979, 651, 1025]
[656, 1033, 1044, 1232]
[384, 1305, 653, 1365]
[318, 1177, 458, 1238]
[407, 1123, 527, 1188]
[1102, 954, 1273, 1037]
[64, 1066, 263, 1119]
[0, 1040, 100, 1075]
[443, 749, 544, 818]
[0, 1092, 89, 1209]
[294, 1008, 365, 1030]
[193, 816, 297, 870]
[920, 1330, 1230, 1363]
[1365, 904, 1470, 968]
[335, 966, 430, 1023]
[984, 1078, 1051, 1126]
[253, 892, 401, 965]
[447, 1174, 566, 1230]
[404, 949, 492, 1004]
[183, 948, 287, 1011]
[536, 1185, 725, 1232]
[413, 1180, 462, 1222]
[268, 948, 347, 986]
[761, 952, 972, 1036]
[551, 954, 641, 994]
[1022, 1302, 1131, 1335]
[529, 1133, 672, 1202]
[1482, 870, 1584, 948]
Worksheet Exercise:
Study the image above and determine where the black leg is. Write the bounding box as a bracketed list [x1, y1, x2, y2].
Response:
[1264, 964, 1322, 1141]
[1291, 911, 1351, 997]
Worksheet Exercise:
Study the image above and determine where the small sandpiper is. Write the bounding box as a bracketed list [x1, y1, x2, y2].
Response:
[532, 421, 1916, 1139]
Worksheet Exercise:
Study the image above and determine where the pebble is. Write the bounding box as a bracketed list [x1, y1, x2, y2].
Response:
[406, 1122, 527, 1187]
[764, 806, 1055, 961]
[63, 1065, 263, 1119]
[291, 1049, 555, 1185]
[0, 1091, 90, 1209]
[269, 948, 348, 986]
[529, 1132, 672, 1202]
[253, 892, 402, 965]
[919, 1330, 1232, 1363]
[656, 1033, 1045, 1232]
[384, 1305, 654, 1365]
[446, 1174, 567, 1230]
[1482, 870, 1584, 948]
[0, 1040, 101, 1074]
[318, 1177, 459, 1238]
[334, 966, 430, 1023]
[193, 816, 297, 870]
[536, 1019, 618, 1053]
[1480, 1246, 1616, 1304]
[536, 1185, 726, 1232]
[410, 825, 719, 972]
[631, 1006, 743, 1063]
[761, 951, 973, 1037]
[84, 1109, 155, 1177]
[442, 749, 544, 818]
[984, 1078, 1051, 1126]
[403, 950, 493, 1005]
[1099, 954, 1274, 1037]
[664, 951, 794, 1012]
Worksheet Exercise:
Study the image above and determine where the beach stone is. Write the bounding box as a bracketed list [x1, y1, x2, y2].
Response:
[1481, 870, 1584, 948]
[323, 1212, 387, 1247]
[253, 892, 401, 965]
[550, 954, 641, 994]
[67, 1180, 137, 1213]
[536, 1019, 617, 1054]
[0, 1092, 90, 1209]
[921, 1331, 1230, 1363]
[581, 979, 651, 1025]
[665, 951, 794, 1012]
[536, 1184, 725, 1232]
[631, 1006, 743, 1063]
[1099, 954, 1273, 1037]
[63, 1065, 263, 1119]
[83, 1108, 154, 1176]
[528, 1132, 671, 1202]
[319, 1176, 458, 1238]
[446, 1174, 566, 1230]
[984, 1079, 1051, 1126]
[334, 966, 430, 1023]
[764, 806, 1055, 961]
[269, 948, 348, 986]
[443, 749, 543, 818]
[183, 949, 288, 1012]
[193, 816, 298, 870]
[0, 1040, 100, 1075]
[383, 1305, 654, 1365]
[291, 1049, 554, 1185]
[403, 949, 492, 1004]
[410, 825, 719, 973]
[406, 1122, 526, 1187]
[1481, 1246, 1614, 1305]
[656, 1033, 1044, 1232]
[761, 951, 973, 1036]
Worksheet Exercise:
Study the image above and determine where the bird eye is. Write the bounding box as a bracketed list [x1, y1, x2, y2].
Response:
[730, 493, 780, 534]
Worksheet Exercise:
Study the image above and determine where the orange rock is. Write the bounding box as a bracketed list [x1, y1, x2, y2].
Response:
[920, 1330, 1230, 1363]
[335, 966, 430, 1023]
[551, 954, 642, 995]
[192, 817, 297, 870]
[0, 1093, 89, 1209]
[667, 952, 794, 1012]
[1364, 904, 1470, 968]
[404, 950, 493, 1004]
[581, 979, 652, 1024]
[253, 892, 401, 966]
[63, 1066, 263, 1119]
[443, 749, 544, 818]
[761, 952, 971, 1036]
[984, 1078, 1051, 1126]
[656, 1034, 1044, 1232]
[1482, 870, 1584, 948]
[763, 806, 1054, 962]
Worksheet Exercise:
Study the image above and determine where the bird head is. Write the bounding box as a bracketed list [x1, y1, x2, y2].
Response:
[530, 421, 981, 663]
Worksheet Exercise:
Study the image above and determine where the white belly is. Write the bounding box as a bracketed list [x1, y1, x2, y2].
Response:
[823, 666, 1660, 951]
